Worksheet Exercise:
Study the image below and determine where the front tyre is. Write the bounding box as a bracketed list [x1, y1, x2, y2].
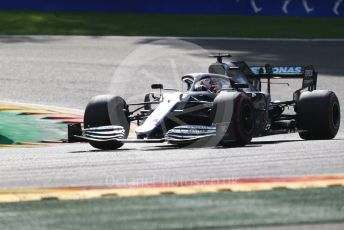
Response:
[212, 92, 255, 147]
[232, 95, 256, 146]
[297, 90, 340, 140]
[84, 95, 130, 150]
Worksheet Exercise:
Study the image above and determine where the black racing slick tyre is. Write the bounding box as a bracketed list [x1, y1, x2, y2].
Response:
[84, 95, 130, 150]
[297, 90, 340, 140]
[232, 94, 256, 146]
[212, 92, 255, 147]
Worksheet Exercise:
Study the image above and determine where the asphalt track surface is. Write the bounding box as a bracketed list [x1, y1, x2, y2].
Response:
[0, 36, 343, 189]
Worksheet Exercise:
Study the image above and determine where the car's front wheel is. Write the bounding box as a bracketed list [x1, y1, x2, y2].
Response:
[212, 92, 255, 147]
[84, 95, 130, 150]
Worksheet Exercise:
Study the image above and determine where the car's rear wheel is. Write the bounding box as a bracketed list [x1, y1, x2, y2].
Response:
[297, 90, 340, 140]
[212, 92, 255, 147]
[84, 95, 130, 150]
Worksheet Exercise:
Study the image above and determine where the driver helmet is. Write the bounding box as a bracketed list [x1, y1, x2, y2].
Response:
[201, 77, 221, 93]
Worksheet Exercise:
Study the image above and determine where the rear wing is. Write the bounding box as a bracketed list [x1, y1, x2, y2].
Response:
[208, 56, 318, 100]
[249, 65, 318, 91]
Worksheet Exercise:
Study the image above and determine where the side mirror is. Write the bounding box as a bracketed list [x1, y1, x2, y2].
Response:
[234, 83, 249, 89]
[151, 84, 163, 89]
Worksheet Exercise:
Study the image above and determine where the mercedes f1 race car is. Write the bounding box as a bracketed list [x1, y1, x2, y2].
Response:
[68, 54, 341, 150]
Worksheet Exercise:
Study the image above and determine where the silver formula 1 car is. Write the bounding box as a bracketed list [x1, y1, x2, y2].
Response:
[68, 54, 341, 150]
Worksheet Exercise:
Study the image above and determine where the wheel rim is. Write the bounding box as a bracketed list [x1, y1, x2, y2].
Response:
[332, 102, 340, 129]
[241, 104, 255, 134]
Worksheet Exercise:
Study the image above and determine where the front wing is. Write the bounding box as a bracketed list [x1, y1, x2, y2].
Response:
[68, 124, 217, 145]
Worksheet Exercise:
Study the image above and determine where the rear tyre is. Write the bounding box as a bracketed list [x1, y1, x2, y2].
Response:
[212, 92, 255, 147]
[297, 90, 340, 140]
[84, 95, 130, 150]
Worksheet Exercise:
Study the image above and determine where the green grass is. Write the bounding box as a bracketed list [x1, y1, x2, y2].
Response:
[0, 112, 66, 144]
[0, 187, 344, 230]
[0, 11, 344, 38]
